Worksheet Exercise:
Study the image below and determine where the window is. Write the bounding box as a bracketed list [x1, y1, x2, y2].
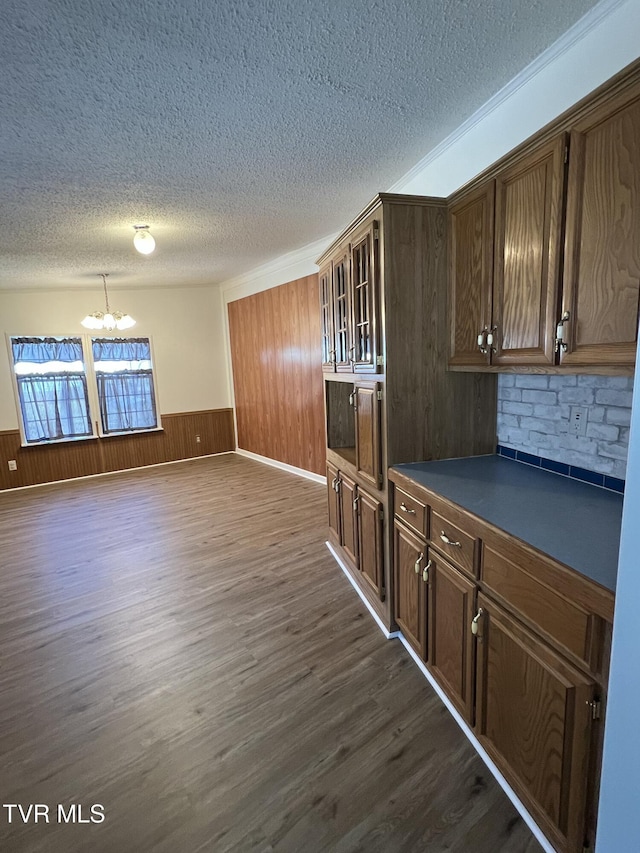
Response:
[9, 335, 160, 445]
[92, 338, 158, 434]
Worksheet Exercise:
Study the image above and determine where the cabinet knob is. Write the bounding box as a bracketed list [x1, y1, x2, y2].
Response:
[440, 531, 461, 548]
[422, 560, 433, 583]
[471, 608, 484, 637]
[414, 552, 424, 574]
[400, 502, 416, 515]
[477, 328, 489, 354]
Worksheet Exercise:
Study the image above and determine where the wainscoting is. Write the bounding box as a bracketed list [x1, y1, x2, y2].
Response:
[0, 408, 235, 490]
[227, 274, 326, 477]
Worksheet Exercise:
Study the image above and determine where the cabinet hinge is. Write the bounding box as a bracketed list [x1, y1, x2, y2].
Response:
[586, 698, 602, 721]
[376, 355, 384, 366]
[378, 506, 384, 520]
[376, 390, 383, 401]
[582, 844, 592, 853]
[373, 226, 379, 240]
[564, 144, 569, 164]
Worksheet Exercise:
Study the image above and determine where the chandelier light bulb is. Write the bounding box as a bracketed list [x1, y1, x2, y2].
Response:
[81, 274, 136, 332]
[133, 225, 155, 255]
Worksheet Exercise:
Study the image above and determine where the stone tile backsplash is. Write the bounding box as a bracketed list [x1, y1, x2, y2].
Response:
[496, 374, 635, 480]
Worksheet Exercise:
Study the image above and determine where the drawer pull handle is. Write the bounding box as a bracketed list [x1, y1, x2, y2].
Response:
[440, 531, 461, 548]
[471, 608, 484, 636]
[400, 503, 416, 515]
[422, 560, 432, 583]
[414, 552, 424, 574]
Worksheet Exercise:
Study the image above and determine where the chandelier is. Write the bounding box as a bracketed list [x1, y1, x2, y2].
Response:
[81, 274, 136, 331]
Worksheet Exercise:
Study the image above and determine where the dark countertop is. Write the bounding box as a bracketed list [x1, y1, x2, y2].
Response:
[391, 455, 623, 593]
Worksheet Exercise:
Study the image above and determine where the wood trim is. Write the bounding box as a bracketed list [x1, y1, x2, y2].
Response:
[0, 408, 235, 491]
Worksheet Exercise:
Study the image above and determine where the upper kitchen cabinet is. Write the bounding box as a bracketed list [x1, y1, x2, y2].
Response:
[449, 135, 566, 369]
[449, 63, 640, 373]
[449, 181, 495, 367]
[560, 85, 640, 368]
[493, 135, 566, 366]
[320, 224, 379, 374]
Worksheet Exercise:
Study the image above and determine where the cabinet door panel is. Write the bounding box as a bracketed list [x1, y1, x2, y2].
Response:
[358, 488, 384, 600]
[355, 382, 381, 488]
[326, 463, 340, 541]
[561, 91, 640, 366]
[339, 474, 358, 567]
[475, 594, 595, 853]
[428, 553, 475, 724]
[449, 182, 494, 366]
[393, 521, 427, 659]
[493, 135, 565, 366]
[351, 224, 379, 373]
[319, 264, 336, 372]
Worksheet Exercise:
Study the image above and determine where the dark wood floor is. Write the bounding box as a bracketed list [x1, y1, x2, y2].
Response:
[0, 454, 543, 853]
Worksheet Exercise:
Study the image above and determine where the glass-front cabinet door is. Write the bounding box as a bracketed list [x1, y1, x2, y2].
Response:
[351, 223, 379, 372]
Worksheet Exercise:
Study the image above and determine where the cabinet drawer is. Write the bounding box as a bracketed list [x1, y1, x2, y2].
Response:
[482, 543, 594, 667]
[430, 509, 477, 577]
[394, 487, 427, 538]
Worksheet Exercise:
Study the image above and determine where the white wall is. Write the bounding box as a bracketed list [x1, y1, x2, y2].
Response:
[0, 285, 231, 431]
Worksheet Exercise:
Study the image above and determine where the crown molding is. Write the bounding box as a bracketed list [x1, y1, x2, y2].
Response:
[388, 0, 629, 193]
[221, 233, 337, 303]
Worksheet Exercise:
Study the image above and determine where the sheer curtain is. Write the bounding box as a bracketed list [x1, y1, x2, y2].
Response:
[11, 337, 92, 442]
[92, 338, 158, 434]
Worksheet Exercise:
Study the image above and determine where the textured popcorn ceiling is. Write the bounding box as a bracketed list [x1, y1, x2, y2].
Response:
[0, 0, 603, 292]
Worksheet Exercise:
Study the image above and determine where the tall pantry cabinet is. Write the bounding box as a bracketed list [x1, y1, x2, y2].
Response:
[319, 193, 497, 630]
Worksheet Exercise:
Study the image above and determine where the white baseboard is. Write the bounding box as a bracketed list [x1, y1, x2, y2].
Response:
[325, 541, 400, 640]
[326, 538, 553, 853]
[235, 448, 326, 484]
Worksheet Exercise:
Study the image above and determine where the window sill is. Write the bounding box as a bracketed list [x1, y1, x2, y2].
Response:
[20, 427, 164, 449]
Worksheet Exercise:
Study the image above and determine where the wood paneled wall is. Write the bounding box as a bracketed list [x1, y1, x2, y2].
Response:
[0, 409, 235, 490]
[227, 274, 326, 476]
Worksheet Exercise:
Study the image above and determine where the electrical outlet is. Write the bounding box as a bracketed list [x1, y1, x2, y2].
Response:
[8, 460, 17, 471]
[195, 434, 201, 443]
[569, 406, 588, 437]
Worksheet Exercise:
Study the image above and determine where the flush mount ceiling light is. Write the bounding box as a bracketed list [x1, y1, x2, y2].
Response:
[133, 224, 156, 255]
[81, 274, 136, 331]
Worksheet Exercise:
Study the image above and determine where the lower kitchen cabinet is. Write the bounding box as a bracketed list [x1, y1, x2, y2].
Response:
[389, 467, 615, 853]
[393, 520, 427, 659]
[327, 462, 341, 541]
[475, 593, 596, 853]
[327, 464, 385, 602]
[428, 550, 476, 725]
[357, 487, 384, 600]
[393, 519, 476, 724]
